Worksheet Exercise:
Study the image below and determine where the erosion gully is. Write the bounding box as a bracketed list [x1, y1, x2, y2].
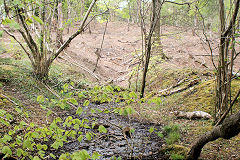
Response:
[50, 103, 167, 160]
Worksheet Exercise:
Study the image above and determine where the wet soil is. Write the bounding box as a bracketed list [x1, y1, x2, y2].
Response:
[49, 103, 167, 159]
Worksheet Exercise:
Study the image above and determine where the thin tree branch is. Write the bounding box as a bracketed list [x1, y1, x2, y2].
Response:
[52, 0, 97, 63]
[215, 88, 240, 126]
[1, 27, 34, 65]
[223, 0, 240, 37]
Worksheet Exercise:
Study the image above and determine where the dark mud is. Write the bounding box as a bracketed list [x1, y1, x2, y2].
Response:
[50, 103, 167, 160]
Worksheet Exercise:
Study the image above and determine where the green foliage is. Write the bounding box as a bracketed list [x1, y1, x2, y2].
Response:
[164, 124, 181, 145]
[170, 153, 185, 160]
[98, 125, 107, 133]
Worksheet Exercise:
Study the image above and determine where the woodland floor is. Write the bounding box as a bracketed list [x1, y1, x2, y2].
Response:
[1, 21, 240, 159]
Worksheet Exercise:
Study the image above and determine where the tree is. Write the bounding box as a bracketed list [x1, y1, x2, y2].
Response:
[1, 0, 97, 80]
[140, 0, 162, 98]
[215, 0, 240, 122]
[187, 0, 240, 159]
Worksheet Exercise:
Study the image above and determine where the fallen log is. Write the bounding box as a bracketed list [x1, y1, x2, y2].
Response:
[174, 111, 212, 120]
[186, 110, 240, 160]
[159, 79, 200, 97]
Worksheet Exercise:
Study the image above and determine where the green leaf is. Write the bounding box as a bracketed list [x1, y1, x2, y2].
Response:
[157, 132, 164, 138]
[1, 146, 12, 155]
[2, 18, 12, 24]
[90, 108, 96, 114]
[50, 153, 56, 159]
[72, 150, 90, 160]
[83, 100, 90, 106]
[78, 92, 86, 99]
[33, 156, 41, 160]
[32, 15, 44, 25]
[36, 144, 42, 150]
[3, 134, 12, 142]
[92, 152, 102, 160]
[42, 144, 48, 150]
[98, 125, 107, 133]
[25, 18, 33, 25]
[149, 127, 155, 134]
[76, 107, 83, 116]
[69, 98, 78, 105]
[130, 128, 135, 134]
[37, 95, 45, 103]
[63, 83, 69, 92]
[17, 148, 23, 157]
[15, 107, 22, 113]
[86, 133, 91, 141]
[129, 91, 137, 99]
[77, 135, 83, 142]
[74, 124, 80, 130]
[23, 139, 31, 149]
[51, 141, 61, 150]
[47, 110, 52, 117]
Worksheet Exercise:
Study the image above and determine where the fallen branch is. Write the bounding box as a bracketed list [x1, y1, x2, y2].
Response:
[158, 78, 187, 94]
[1, 94, 18, 106]
[159, 79, 200, 97]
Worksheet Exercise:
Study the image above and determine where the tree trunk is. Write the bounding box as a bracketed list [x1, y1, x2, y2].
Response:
[56, 1, 64, 48]
[152, 0, 167, 59]
[140, 0, 160, 98]
[33, 57, 52, 80]
[215, 0, 240, 122]
[187, 110, 240, 160]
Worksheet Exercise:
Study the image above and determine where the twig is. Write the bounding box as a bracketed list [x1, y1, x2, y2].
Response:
[1, 94, 18, 106]
[93, 17, 109, 72]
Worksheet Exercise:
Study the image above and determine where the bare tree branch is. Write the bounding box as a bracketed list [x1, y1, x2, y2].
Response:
[52, 0, 97, 63]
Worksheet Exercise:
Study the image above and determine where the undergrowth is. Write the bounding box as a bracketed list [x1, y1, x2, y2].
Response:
[0, 57, 167, 159]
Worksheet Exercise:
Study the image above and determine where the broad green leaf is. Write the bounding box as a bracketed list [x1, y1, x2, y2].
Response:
[86, 133, 91, 141]
[157, 132, 164, 138]
[23, 139, 31, 149]
[50, 153, 56, 159]
[74, 124, 79, 130]
[92, 152, 102, 160]
[69, 98, 78, 105]
[149, 127, 155, 134]
[98, 125, 107, 133]
[83, 100, 90, 106]
[1, 146, 12, 155]
[33, 156, 41, 160]
[3, 134, 12, 142]
[17, 148, 23, 157]
[77, 135, 83, 142]
[76, 107, 83, 116]
[42, 144, 48, 150]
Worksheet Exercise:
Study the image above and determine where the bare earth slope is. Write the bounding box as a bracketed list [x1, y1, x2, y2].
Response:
[60, 22, 240, 88]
